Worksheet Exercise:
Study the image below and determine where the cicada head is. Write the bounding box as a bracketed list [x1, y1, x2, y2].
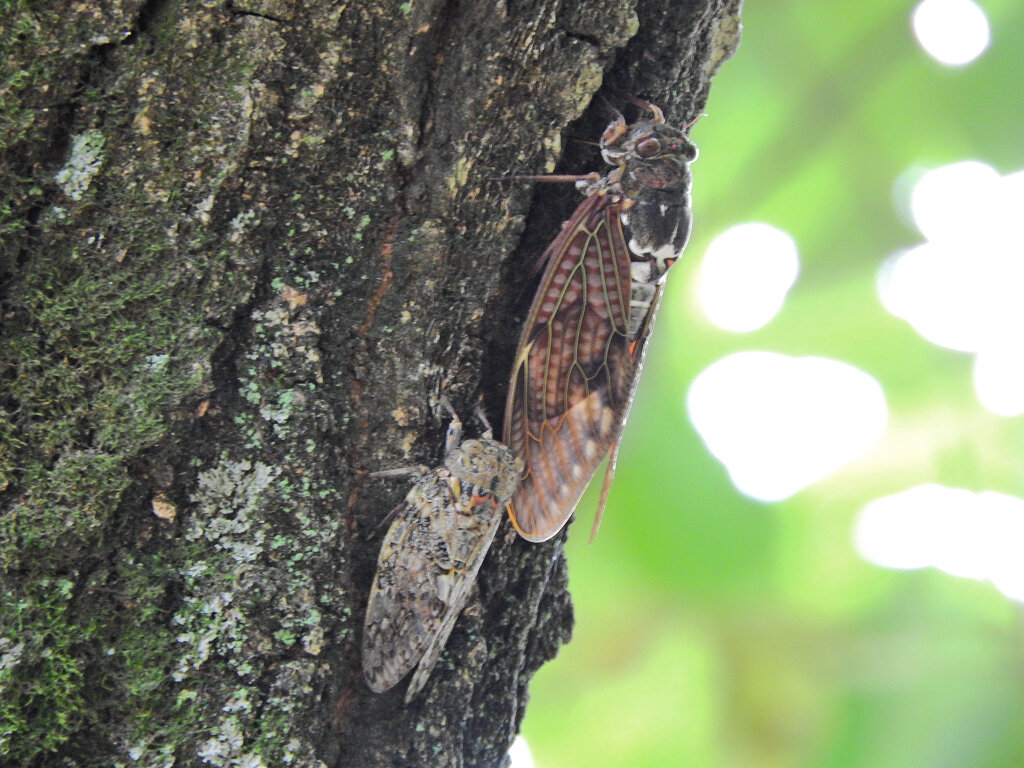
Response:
[602, 116, 698, 163]
[445, 439, 524, 504]
[605, 122, 698, 199]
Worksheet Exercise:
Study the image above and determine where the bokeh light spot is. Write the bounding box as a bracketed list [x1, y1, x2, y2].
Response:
[697, 223, 800, 332]
[908, 161, 1000, 245]
[855, 485, 1024, 602]
[508, 735, 534, 768]
[973, 344, 1024, 417]
[687, 352, 888, 501]
[912, 0, 990, 66]
[880, 164, 1024, 413]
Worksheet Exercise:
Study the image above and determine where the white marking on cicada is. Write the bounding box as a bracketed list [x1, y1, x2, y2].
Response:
[653, 242, 680, 266]
[670, 217, 683, 249]
[627, 262, 660, 337]
[629, 237, 681, 267]
[362, 397, 523, 702]
[631, 261, 654, 284]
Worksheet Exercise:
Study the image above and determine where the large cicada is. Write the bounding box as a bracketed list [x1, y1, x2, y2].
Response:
[504, 100, 698, 542]
[362, 398, 523, 701]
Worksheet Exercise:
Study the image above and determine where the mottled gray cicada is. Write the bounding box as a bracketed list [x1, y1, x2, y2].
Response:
[504, 99, 698, 542]
[362, 398, 524, 702]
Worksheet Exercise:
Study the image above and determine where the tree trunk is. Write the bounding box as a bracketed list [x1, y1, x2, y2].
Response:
[0, 0, 740, 765]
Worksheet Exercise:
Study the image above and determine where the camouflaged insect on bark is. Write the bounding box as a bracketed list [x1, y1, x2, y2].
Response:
[504, 100, 698, 543]
[362, 400, 524, 702]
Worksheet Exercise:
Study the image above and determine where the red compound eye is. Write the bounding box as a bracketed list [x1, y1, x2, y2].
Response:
[636, 137, 661, 157]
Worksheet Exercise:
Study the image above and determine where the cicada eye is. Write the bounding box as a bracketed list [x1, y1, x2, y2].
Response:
[636, 137, 661, 158]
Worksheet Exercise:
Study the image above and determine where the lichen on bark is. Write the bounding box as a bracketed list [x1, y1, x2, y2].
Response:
[0, 0, 740, 765]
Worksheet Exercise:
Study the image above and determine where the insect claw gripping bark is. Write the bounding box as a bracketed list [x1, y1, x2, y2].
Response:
[504, 99, 698, 542]
[362, 399, 524, 702]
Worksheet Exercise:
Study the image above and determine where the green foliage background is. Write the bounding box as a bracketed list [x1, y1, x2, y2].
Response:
[523, 2, 1024, 766]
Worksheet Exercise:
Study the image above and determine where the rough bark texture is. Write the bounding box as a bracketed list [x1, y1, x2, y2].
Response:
[0, 0, 741, 766]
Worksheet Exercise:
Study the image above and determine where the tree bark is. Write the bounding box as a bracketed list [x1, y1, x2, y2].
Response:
[0, 0, 741, 765]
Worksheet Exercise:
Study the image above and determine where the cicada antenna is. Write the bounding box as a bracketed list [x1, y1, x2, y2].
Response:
[565, 135, 602, 148]
[683, 112, 708, 131]
[488, 172, 601, 184]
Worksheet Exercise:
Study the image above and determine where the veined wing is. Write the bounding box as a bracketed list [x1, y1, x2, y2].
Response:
[403, 492, 503, 701]
[504, 193, 636, 542]
[362, 473, 505, 699]
[362, 477, 456, 694]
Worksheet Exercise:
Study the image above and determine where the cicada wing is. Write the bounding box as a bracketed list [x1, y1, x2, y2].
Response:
[363, 472, 507, 699]
[504, 194, 635, 541]
[404, 501, 503, 702]
[587, 280, 666, 541]
[362, 490, 447, 693]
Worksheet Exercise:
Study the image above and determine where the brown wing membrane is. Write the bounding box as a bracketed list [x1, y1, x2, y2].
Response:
[504, 194, 636, 541]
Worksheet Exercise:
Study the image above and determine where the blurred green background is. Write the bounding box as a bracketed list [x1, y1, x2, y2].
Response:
[520, 2, 1024, 767]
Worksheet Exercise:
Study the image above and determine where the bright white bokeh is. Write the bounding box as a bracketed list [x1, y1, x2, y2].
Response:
[908, 161, 1002, 246]
[508, 735, 534, 768]
[973, 344, 1024, 417]
[697, 223, 800, 332]
[911, 0, 990, 66]
[687, 352, 888, 501]
[879, 163, 1024, 415]
[855, 485, 1024, 602]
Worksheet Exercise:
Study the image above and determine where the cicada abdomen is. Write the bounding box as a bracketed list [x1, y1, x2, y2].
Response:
[504, 100, 698, 542]
[362, 398, 524, 702]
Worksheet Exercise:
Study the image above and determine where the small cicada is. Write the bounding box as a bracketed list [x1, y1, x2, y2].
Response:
[362, 397, 524, 702]
[504, 99, 698, 542]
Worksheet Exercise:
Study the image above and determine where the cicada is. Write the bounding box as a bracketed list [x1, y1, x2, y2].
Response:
[362, 398, 524, 702]
[504, 99, 698, 542]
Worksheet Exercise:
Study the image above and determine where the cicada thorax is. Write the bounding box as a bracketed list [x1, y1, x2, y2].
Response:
[504, 102, 697, 542]
[362, 401, 524, 702]
[444, 438, 524, 502]
[597, 114, 697, 337]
